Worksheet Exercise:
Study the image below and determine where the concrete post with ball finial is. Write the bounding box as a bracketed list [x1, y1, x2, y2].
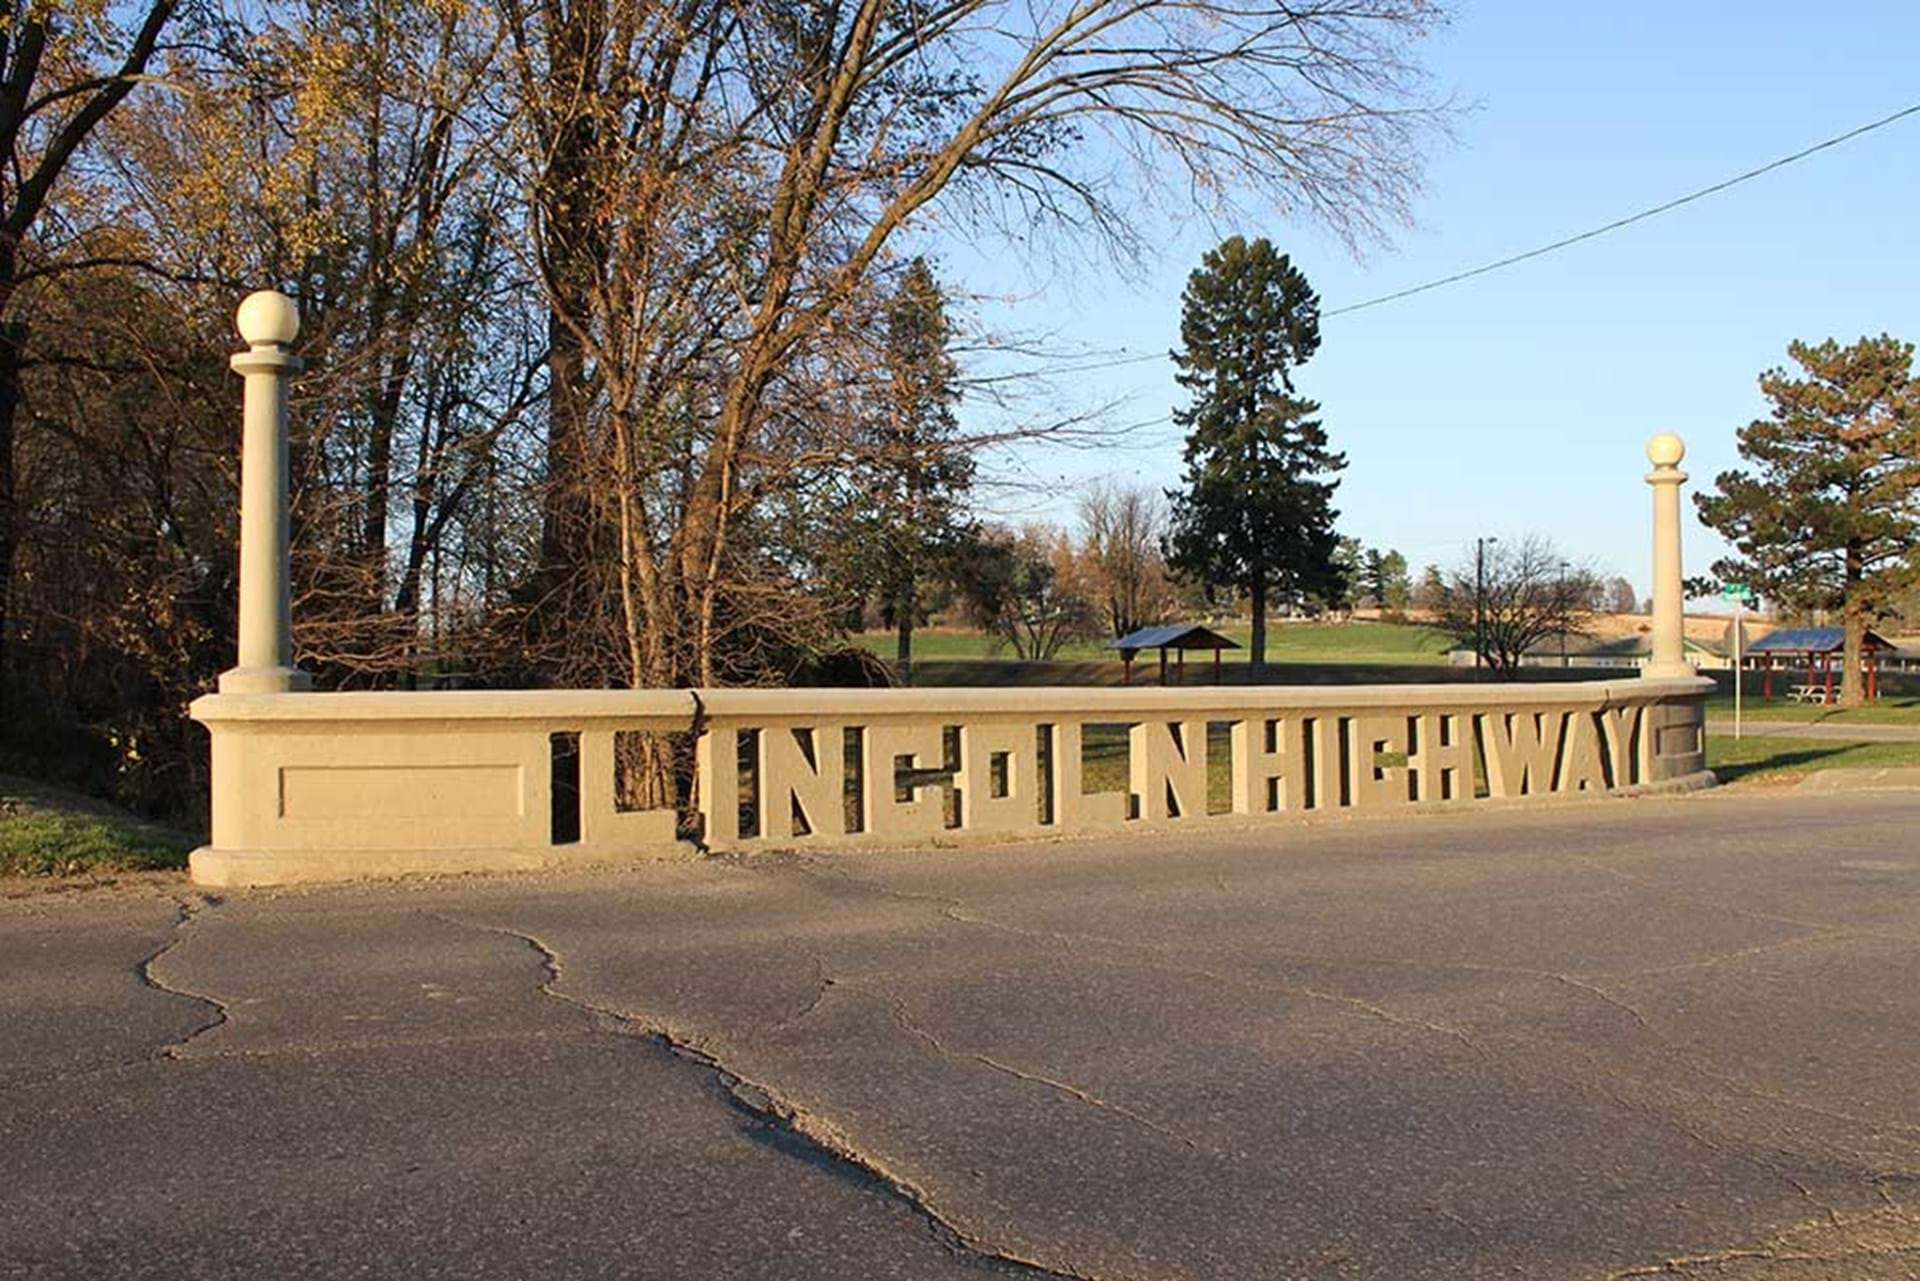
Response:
[1642, 432, 1693, 681]
[219, 291, 311, 694]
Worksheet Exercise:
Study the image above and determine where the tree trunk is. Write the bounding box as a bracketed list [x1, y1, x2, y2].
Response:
[615, 728, 678, 812]
[0, 228, 21, 722]
[542, 308, 591, 573]
[895, 582, 914, 687]
[361, 345, 411, 562]
[1840, 543, 1865, 707]
[1249, 573, 1267, 676]
[534, 0, 606, 586]
[0, 314, 18, 724]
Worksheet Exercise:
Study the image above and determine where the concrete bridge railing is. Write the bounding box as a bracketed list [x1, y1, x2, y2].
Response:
[187, 294, 1713, 887]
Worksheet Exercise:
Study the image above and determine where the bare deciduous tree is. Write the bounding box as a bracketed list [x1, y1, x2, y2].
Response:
[0, 0, 1453, 820]
[959, 523, 1099, 661]
[1431, 535, 1602, 678]
[504, 0, 1448, 690]
[0, 0, 177, 717]
[1078, 478, 1173, 638]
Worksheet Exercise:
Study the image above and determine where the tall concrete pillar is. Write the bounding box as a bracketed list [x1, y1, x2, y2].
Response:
[1643, 432, 1692, 680]
[219, 291, 311, 694]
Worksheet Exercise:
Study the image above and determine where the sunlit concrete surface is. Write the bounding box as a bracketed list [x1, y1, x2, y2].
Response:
[5, 787, 1918, 1279]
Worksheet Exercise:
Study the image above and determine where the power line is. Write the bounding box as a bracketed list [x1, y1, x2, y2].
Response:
[982, 100, 1920, 376]
[960, 350, 1171, 383]
[1325, 99, 1920, 318]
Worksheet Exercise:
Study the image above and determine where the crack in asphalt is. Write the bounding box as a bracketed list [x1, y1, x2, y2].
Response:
[768, 955, 837, 1031]
[777, 861, 1499, 1060]
[9, 893, 238, 1089]
[432, 839, 1920, 1279]
[884, 994, 1208, 1155]
[1566, 851, 1920, 950]
[426, 912, 1125, 1281]
[1605, 1196, 1920, 1278]
[798, 858, 1920, 1136]
[897, 885, 1498, 1061]
[1575, 1073, 1834, 1218]
[134, 892, 229, 1060]
[781, 861, 1920, 1215]
[1612, 929, 1854, 979]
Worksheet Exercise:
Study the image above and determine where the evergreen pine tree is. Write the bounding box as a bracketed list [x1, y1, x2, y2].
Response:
[1695, 335, 1920, 706]
[844, 258, 974, 686]
[1361, 547, 1387, 608]
[1164, 237, 1346, 670]
[1378, 549, 1411, 610]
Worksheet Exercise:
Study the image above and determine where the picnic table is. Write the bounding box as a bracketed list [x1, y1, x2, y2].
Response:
[1751, 626, 1893, 704]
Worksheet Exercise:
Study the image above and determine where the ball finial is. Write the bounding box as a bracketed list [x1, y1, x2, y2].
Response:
[1646, 432, 1686, 468]
[236, 290, 300, 347]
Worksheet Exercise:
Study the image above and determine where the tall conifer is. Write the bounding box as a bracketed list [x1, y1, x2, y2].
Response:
[1696, 335, 1920, 706]
[1164, 237, 1346, 671]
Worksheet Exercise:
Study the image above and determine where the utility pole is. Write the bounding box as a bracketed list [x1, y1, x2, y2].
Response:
[1558, 560, 1569, 668]
[1474, 536, 1496, 680]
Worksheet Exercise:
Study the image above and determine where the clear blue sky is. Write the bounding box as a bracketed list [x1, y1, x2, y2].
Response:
[931, 0, 1920, 604]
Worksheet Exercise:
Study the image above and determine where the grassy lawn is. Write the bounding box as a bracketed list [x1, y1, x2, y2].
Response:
[0, 775, 194, 877]
[857, 620, 1453, 669]
[1706, 734, 1920, 784]
[1705, 691, 1920, 725]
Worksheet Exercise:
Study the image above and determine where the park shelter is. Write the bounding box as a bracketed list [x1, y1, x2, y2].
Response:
[1746, 626, 1895, 703]
[1108, 623, 1240, 685]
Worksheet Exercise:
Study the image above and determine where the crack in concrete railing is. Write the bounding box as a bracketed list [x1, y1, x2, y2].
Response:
[427, 912, 1131, 1281]
[136, 892, 230, 1060]
[884, 995, 1208, 1155]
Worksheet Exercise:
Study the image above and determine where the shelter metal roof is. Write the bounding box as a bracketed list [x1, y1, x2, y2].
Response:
[1746, 626, 1894, 654]
[1107, 623, 1241, 652]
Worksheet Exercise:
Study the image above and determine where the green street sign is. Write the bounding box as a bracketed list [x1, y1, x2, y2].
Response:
[1720, 582, 1749, 599]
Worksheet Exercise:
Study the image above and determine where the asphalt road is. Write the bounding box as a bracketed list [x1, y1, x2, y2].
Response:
[4, 787, 1919, 1280]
